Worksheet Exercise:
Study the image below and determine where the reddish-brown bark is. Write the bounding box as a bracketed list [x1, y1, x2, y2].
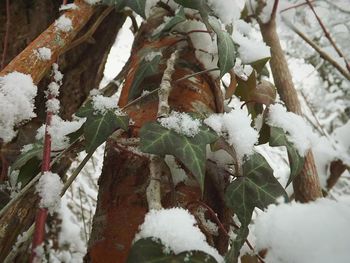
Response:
[86, 8, 228, 263]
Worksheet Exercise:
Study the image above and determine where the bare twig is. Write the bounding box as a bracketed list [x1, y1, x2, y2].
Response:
[62, 6, 114, 53]
[279, 0, 316, 13]
[283, 16, 350, 81]
[0, 0, 10, 69]
[147, 155, 163, 210]
[305, 0, 350, 72]
[157, 51, 178, 117]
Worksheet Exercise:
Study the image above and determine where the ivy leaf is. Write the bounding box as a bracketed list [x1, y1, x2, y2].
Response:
[269, 127, 305, 186]
[84, 110, 129, 153]
[225, 227, 249, 263]
[17, 158, 41, 187]
[102, 0, 147, 18]
[76, 100, 94, 118]
[153, 7, 186, 38]
[11, 142, 43, 171]
[225, 152, 288, 227]
[249, 57, 270, 74]
[128, 55, 161, 101]
[236, 74, 276, 106]
[209, 17, 235, 77]
[140, 121, 218, 191]
[127, 238, 218, 263]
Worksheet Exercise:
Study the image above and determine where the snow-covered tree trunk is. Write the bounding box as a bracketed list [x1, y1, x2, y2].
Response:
[85, 8, 229, 262]
[259, 11, 323, 202]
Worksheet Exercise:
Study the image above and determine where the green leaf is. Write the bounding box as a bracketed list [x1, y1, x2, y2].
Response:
[236, 74, 276, 106]
[225, 227, 249, 263]
[128, 55, 161, 101]
[76, 100, 94, 118]
[11, 143, 43, 171]
[17, 158, 41, 187]
[126, 0, 147, 18]
[84, 110, 129, 153]
[127, 238, 218, 263]
[209, 17, 235, 77]
[152, 7, 186, 38]
[225, 152, 288, 227]
[269, 127, 305, 186]
[102, 0, 147, 18]
[249, 57, 270, 74]
[140, 121, 218, 191]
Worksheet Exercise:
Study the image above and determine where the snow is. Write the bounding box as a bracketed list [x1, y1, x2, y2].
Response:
[254, 198, 350, 263]
[36, 116, 85, 151]
[135, 208, 224, 262]
[92, 93, 123, 114]
[84, 0, 101, 5]
[47, 82, 60, 97]
[207, 0, 245, 24]
[233, 31, 270, 64]
[46, 98, 60, 114]
[204, 108, 259, 162]
[159, 111, 201, 137]
[144, 51, 162, 62]
[173, 20, 220, 78]
[59, 4, 78, 11]
[55, 15, 73, 32]
[35, 47, 52, 61]
[52, 63, 63, 83]
[0, 72, 37, 143]
[164, 155, 188, 186]
[268, 103, 314, 156]
[36, 171, 63, 214]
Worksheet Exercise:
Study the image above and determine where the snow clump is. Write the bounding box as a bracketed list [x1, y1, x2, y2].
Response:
[159, 111, 201, 137]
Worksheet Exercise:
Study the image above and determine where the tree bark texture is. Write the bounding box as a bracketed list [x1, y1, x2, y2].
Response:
[0, 1, 126, 261]
[86, 8, 229, 263]
[259, 19, 323, 202]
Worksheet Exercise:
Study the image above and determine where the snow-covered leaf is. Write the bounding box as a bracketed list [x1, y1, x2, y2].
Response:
[84, 110, 128, 153]
[209, 17, 235, 77]
[127, 238, 218, 263]
[225, 152, 288, 227]
[128, 55, 161, 101]
[269, 127, 305, 186]
[76, 100, 94, 118]
[140, 121, 218, 191]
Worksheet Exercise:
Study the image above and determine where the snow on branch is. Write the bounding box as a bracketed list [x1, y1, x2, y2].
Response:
[0, 0, 95, 84]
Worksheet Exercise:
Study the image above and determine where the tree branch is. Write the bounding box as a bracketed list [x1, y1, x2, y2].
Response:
[283, 16, 350, 81]
[147, 155, 163, 210]
[305, 0, 350, 73]
[0, 0, 95, 83]
[258, 2, 323, 202]
[157, 51, 178, 117]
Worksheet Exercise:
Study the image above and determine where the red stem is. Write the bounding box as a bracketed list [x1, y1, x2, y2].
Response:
[1, 0, 10, 69]
[30, 110, 52, 262]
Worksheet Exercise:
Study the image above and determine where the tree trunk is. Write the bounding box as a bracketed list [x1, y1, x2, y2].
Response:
[86, 8, 229, 263]
[259, 17, 323, 202]
[0, 1, 125, 260]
